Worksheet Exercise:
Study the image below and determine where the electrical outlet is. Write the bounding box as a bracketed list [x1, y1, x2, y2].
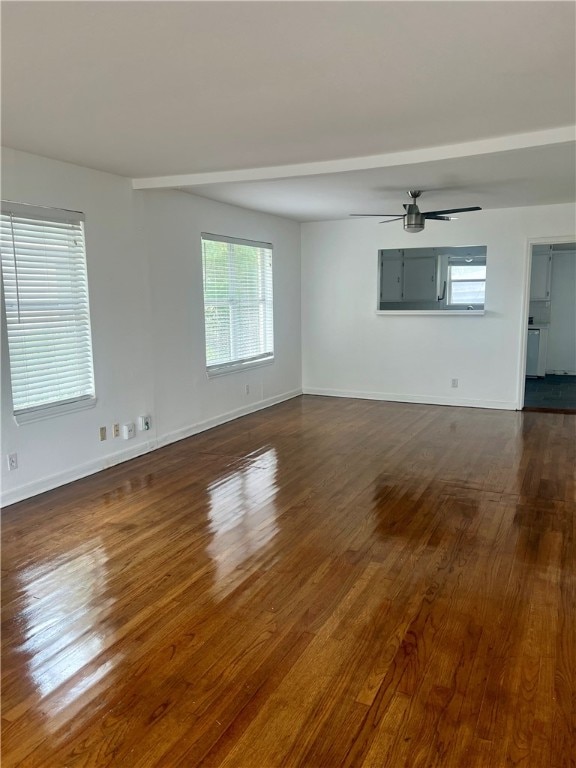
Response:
[112, 423, 120, 438]
[451, 378, 459, 388]
[7, 453, 18, 471]
[245, 384, 250, 395]
[122, 422, 136, 440]
[99, 426, 107, 441]
[138, 415, 151, 431]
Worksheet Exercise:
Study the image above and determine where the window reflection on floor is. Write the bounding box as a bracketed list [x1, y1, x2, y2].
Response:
[20, 541, 116, 726]
[206, 448, 278, 596]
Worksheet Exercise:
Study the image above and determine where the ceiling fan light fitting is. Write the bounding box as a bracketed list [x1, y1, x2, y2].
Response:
[404, 212, 425, 233]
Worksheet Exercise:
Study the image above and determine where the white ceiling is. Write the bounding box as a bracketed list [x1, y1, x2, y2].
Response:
[171, 140, 576, 221]
[2, 1, 576, 221]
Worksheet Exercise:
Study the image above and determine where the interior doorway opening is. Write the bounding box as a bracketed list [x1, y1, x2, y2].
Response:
[523, 241, 576, 412]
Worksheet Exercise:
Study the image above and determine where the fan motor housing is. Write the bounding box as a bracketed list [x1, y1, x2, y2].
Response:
[404, 211, 425, 233]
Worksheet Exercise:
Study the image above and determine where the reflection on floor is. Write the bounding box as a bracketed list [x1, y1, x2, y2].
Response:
[524, 373, 576, 411]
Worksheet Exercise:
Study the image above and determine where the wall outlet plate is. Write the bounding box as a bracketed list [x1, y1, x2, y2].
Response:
[122, 423, 136, 439]
[138, 415, 151, 431]
[7, 453, 18, 471]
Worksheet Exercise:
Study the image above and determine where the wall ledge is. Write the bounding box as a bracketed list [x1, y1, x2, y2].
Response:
[375, 310, 485, 316]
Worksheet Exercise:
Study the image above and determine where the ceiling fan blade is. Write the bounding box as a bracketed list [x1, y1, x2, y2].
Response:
[349, 213, 404, 217]
[422, 206, 482, 216]
[424, 214, 453, 221]
[379, 217, 404, 224]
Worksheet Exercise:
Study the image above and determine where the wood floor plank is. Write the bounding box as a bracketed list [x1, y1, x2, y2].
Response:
[1, 396, 574, 767]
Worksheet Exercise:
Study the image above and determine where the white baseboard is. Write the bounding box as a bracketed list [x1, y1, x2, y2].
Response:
[1, 441, 156, 509]
[545, 369, 576, 376]
[156, 389, 302, 449]
[1, 389, 302, 509]
[302, 386, 517, 411]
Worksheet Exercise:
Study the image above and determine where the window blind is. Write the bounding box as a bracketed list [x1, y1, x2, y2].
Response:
[201, 234, 274, 373]
[447, 255, 486, 305]
[1, 203, 95, 415]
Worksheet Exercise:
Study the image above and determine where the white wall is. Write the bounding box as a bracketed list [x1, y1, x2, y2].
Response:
[547, 252, 576, 374]
[135, 189, 302, 447]
[1, 149, 301, 506]
[301, 204, 576, 410]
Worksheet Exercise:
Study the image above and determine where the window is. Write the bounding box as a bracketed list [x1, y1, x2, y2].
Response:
[447, 255, 486, 306]
[201, 233, 273, 374]
[1, 202, 95, 420]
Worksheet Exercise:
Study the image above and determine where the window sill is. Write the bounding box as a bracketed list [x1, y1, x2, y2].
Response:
[376, 310, 485, 316]
[207, 357, 274, 378]
[14, 396, 97, 425]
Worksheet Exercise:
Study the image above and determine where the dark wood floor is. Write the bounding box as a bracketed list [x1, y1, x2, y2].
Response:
[1, 395, 574, 767]
[524, 374, 576, 413]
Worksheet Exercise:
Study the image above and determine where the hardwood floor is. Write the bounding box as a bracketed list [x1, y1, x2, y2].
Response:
[1, 395, 574, 767]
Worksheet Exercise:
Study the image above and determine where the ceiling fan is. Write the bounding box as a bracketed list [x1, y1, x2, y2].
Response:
[350, 190, 482, 233]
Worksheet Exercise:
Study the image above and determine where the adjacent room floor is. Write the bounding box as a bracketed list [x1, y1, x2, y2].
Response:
[524, 373, 576, 411]
[1, 396, 574, 767]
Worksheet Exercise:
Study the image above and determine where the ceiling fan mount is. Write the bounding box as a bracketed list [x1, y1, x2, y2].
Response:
[351, 190, 481, 233]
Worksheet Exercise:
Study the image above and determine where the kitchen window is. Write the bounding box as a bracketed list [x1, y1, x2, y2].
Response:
[446, 255, 486, 307]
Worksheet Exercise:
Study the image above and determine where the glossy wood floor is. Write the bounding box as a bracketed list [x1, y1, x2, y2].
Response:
[2, 396, 575, 767]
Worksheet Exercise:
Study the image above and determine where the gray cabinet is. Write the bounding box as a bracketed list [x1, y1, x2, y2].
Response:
[530, 251, 552, 300]
[379, 249, 438, 305]
[379, 252, 402, 302]
[403, 255, 437, 302]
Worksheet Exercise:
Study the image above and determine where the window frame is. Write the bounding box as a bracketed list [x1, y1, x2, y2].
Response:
[446, 256, 487, 308]
[201, 233, 274, 377]
[1, 201, 96, 423]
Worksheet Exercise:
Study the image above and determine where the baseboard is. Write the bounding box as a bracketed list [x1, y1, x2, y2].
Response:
[302, 386, 517, 411]
[545, 369, 576, 376]
[1, 389, 302, 508]
[156, 389, 302, 449]
[0, 440, 156, 509]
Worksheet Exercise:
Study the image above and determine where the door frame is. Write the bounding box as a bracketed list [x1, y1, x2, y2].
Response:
[517, 234, 576, 409]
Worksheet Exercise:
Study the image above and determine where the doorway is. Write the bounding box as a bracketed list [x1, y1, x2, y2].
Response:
[523, 241, 576, 412]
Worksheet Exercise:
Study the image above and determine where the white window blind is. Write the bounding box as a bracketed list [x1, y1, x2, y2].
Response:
[201, 233, 274, 374]
[447, 255, 486, 306]
[1, 202, 95, 417]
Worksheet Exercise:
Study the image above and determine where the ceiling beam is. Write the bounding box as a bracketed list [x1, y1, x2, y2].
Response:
[132, 126, 576, 191]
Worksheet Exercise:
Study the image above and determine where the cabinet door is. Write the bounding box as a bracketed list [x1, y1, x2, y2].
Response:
[530, 253, 551, 300]
[380, 254, 403, 302]
[537, 328, 548, 377]
[403, 255, 437, 301]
